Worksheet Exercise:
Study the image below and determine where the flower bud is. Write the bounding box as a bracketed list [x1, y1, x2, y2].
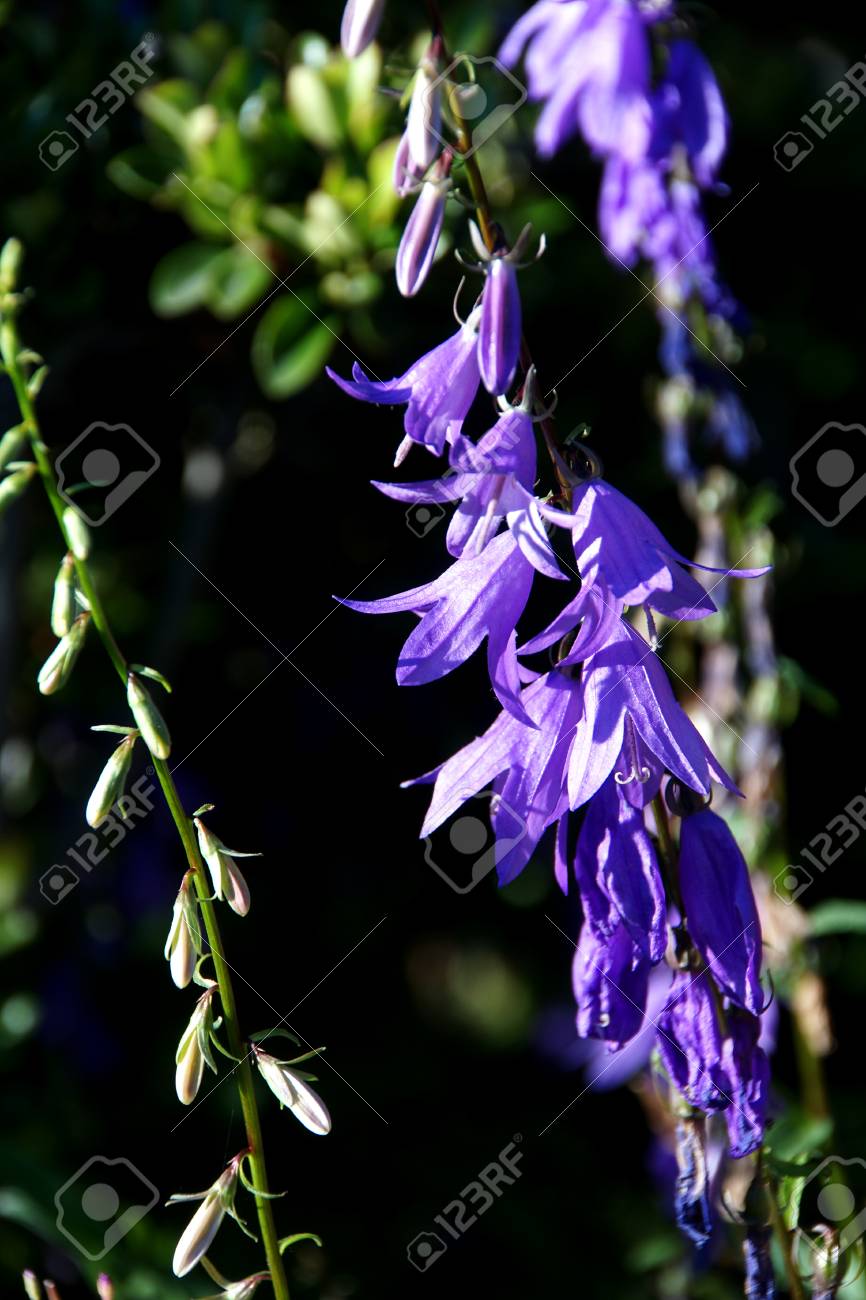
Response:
[86, 734, 137, 827]
[96, 1277, 115, 1300]
[0, 425, 28, 472]
[171, 1161, 239, 1278]
[0, 462, 37, 515]
[126, 672, 171, 759]
[340, 0, 384, 58]
[253, 1047, 331, 1135]
[22, 1273, 42, 1300]
[194, 818, 254, 916]
[62, 506, 91, 560]
[0, 236, 23, 292]
[165, 876, 202, 989]
[406, 56, 441, 174]
[175, 987, 217, 1105]
[51, 553, 77, 637]
[37, 613, 90, 695]
[396, 160, 450, 298]
[478, 257, 521, 395]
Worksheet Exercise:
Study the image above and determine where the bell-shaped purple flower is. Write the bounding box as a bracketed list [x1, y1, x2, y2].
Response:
[405, 669, 584, 885]
[573, 917, 650, 1046]
[340, 0, 385, 58]
[478, 257, 522, 395]
[543, 477, 769, 620]
[677, 808, 763, 1014]
[339, 530, 535, 719]
[572, 777, 667, 962]
[651, 40, 728, 187]
[656, 971, 730, 1112]
[326, 312, 481, 464]
[500, 0, 654, 161]
[564, 605, 739, 811]
[395, 160, 450, 298]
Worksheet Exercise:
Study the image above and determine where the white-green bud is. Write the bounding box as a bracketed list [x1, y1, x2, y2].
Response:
[85, 733, 137, 827]
[194, 818, 253, 916]
[37, 612, 90, 695]
[62, 505, 91, 560]
[0, 462, 37, 515]
[164, 876, 202, 989]
[51, 553, 77, 636]
[21, 1272, 42, 1300]
[171, 1162, 238, 1278]
[126, 672, 171, 759]
[96, 1276, 115, 1300]
[175, 987, 218, 1105]
[252, 1047, 331, 1135]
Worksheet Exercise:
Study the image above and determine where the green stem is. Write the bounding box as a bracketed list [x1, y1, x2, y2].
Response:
[2, 316, 291, 1300]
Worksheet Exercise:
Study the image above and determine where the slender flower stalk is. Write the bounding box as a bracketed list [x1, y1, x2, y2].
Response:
[0, 258, 294, 1300]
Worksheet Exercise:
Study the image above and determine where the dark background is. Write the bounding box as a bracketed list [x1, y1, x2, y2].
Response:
[1, 1, 865, 1296]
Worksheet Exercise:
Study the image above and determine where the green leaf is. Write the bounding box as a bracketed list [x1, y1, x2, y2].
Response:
[149, 242, 224, 317]
[129, 663, 173, 693]
[251, 295, 338, 399]
[107, 146, 174, 200]
[287, 65, 342, 150]
[809, 900, 866, 937]
[204, 246, 273, 320]
[278, 1232, 323, 1253]
[137, 79, 200, 142]
[765, 1106, 832, 1162]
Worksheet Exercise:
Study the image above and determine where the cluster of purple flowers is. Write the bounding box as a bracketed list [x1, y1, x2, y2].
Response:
[500, 0, 754, 478]
[335, 0, 772, 1257]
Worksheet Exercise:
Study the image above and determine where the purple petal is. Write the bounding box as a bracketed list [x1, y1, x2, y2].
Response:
[396, 180, 446, 297]
[573, 919, 650, 1046]
[478, 259, 521, 396]
[656, 971, 729, 1111]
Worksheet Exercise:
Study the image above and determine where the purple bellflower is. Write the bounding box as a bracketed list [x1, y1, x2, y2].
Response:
[326, 310, 481, 464]
[573, 916, 650, 1046]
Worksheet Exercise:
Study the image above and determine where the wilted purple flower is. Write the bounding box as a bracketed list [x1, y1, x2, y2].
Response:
[677, 807, 764, 1014]
[501, 0, 654, 160]
[651, 40, 728, 187]
[571, 776, 667, 961]
[395, 157, 451, 298]
[673, 1115, 713, 1247]
[655, 970, 730, 1112]
[326, 310, 481, 464]
[406, 669, 583, 883]
[479, 257, 522, 394]
[573, 916, 650, 1045]
[744, 1226, 774, 1300]
[340, 0, 385, 58]
[721, 1008, 769, 1157]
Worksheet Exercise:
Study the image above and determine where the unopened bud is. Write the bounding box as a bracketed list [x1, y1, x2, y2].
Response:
[62, 506, 90, 560]
[175, 987, 218, 1105]
[86, 734, 137, 827]
[194, 819, 254, 916]
[406, 56, 441, 174]
[51, 553, 77, 636]
[126, 672, 171, 759]
[396, 159, 450, 298]
[0, 425, 28, 472]
[340, 0, 384, 58]
[478, 256, 521, 396]
[253, 1047, 331, 1135]
[22, 1272, 42, 1300]
[96, 1277, 114, 1300]
[165, 876, 202, 989]
[0, 462, 37, 515]
[0, 237, 23, 292]
[171, 1161, 239, 1278]
[42, 1285, 61, 1300]
[37, 613, 90, 695]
